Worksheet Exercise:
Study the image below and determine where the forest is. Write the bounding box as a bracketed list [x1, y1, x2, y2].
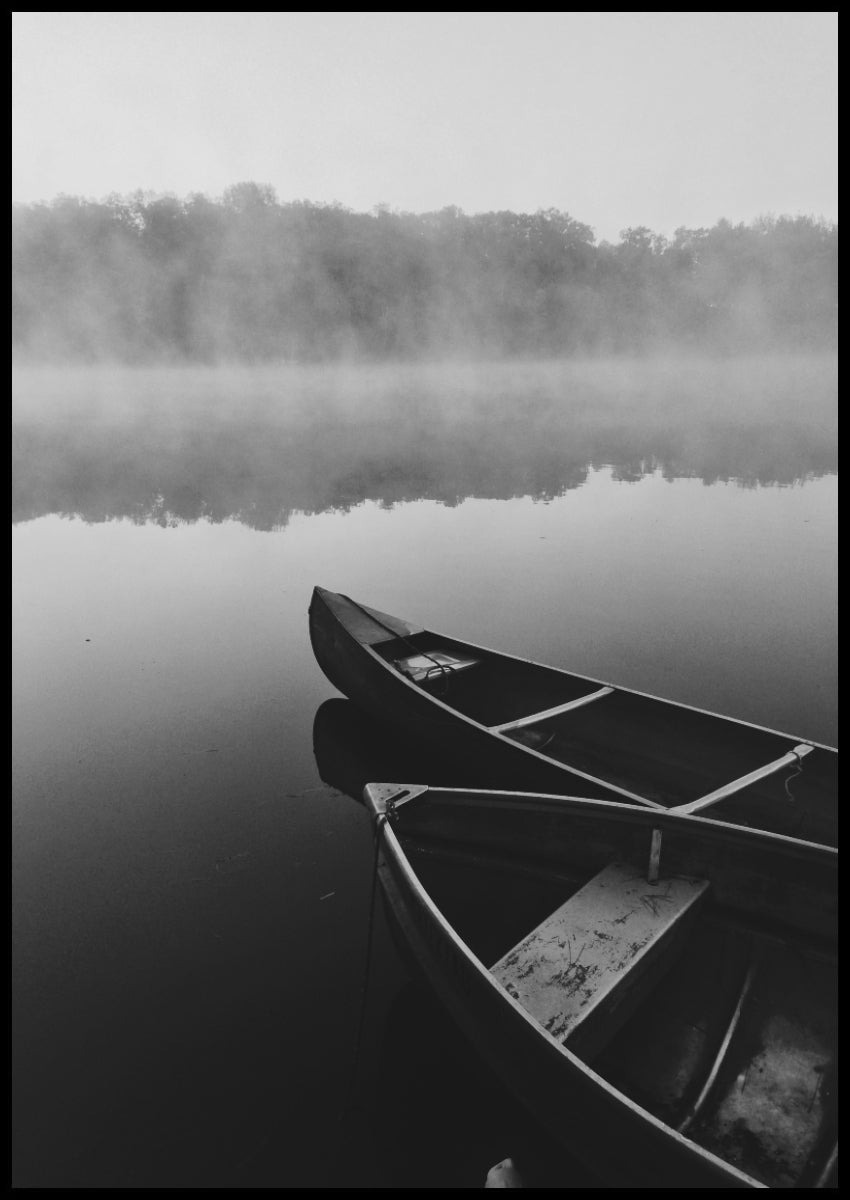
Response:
[12, 183, 837, 363]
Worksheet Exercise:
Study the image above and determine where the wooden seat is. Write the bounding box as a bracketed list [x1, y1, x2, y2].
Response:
[490, 861, 709, 1059]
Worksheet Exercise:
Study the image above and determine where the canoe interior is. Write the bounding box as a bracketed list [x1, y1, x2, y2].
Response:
[370, 631, 836, 840]
[395, 821, 836, 1190]
[598, 933, 836, 1190]
[387, 789, 836, 945]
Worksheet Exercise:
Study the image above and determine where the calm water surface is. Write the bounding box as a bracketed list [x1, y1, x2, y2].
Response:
[12, 360, 837, 1187]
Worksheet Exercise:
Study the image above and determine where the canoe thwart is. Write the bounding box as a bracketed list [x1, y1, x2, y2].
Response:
[394, 649, 480, 684]
[675, 743, 815, 815]
[489, 686, 615, 734]
[491, 861, 709, 1060]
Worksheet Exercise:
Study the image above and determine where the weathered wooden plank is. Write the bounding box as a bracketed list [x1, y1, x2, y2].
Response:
[490, 862, 709, 1058]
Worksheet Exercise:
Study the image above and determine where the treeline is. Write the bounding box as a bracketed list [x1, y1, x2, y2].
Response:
[12, 183, 837, 362]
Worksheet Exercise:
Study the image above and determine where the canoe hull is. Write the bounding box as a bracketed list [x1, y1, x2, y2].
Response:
[366, 787, 837, 1189]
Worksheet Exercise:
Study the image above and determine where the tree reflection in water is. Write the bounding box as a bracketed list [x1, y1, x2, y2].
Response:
[12, 357, 837, 529]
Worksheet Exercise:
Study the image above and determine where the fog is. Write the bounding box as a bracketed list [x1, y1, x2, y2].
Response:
[12, 188, 838, 533]
[12, 188, 837, 365]
[13, 357, 837, 529]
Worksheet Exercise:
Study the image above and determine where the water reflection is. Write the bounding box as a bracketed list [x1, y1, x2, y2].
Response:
[13, 358, 837, 528]
[313, 698, 498, 800]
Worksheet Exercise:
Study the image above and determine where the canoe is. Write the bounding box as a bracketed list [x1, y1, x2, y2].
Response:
[362, 782, 837, 1189]
[309, 587, 837, 846]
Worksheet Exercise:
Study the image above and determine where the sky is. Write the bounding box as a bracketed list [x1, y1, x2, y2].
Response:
[12, 12, 837, 243]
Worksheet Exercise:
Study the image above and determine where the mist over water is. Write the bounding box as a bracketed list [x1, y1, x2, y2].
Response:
[13, 356, 838, 528]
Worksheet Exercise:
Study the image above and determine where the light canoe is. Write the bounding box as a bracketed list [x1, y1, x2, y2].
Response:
[309, 587, 837, 846]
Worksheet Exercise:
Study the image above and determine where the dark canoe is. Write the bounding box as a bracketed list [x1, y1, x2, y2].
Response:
[309, 587, 837, 846]
[362, 783, 837, 1190]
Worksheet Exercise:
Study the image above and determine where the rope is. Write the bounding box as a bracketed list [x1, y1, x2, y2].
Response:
[783, 756, 803, 803]
[339, 592, 456, 694]
[333, 812, 387, 1166]
[783, 754, 812, 839]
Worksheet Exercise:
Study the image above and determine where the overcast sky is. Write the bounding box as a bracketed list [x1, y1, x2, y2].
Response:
[12, 12, 837, 243]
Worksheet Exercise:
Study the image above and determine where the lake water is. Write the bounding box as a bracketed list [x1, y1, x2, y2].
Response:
[12, 358, 837, 1187]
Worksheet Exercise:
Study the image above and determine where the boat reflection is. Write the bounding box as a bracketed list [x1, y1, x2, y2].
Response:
[312, 697, 491, 803]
